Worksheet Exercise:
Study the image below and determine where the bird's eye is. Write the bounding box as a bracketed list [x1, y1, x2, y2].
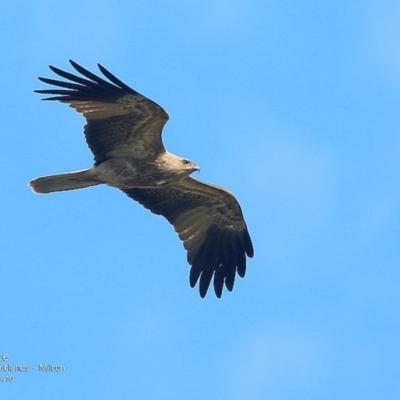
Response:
[182, 159, 190, 165]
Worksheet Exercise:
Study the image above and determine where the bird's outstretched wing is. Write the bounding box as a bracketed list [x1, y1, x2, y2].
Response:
[123, 177, 254, 298]
[35, 60, 169, 165]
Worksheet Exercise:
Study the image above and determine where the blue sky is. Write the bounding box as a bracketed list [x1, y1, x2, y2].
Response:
[1, 1, 399, 399]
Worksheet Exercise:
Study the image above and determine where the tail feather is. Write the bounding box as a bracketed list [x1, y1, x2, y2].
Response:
[29, 169, 100, 194]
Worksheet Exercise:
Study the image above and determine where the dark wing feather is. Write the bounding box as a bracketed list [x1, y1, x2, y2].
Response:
[35, 60, 169, 165]
[123, 177, 254, 298]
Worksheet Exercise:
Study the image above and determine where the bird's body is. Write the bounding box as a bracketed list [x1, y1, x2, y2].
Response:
[30, 61, 253, 298]
[32, 152, 197, 193]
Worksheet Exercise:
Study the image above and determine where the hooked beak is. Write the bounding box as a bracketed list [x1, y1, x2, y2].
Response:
[192, 164, 201, 173]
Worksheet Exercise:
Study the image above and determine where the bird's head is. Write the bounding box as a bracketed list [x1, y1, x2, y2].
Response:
[162, 153, 200, 178]
[179, 158, 200, 174]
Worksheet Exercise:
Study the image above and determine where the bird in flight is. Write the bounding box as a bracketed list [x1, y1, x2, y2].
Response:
[30, 60, 254, 298]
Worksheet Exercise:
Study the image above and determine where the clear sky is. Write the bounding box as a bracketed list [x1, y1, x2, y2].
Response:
[1, 1, 399, 399]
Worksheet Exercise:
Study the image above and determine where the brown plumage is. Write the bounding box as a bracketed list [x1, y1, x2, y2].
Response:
[30, 60, 254, 298]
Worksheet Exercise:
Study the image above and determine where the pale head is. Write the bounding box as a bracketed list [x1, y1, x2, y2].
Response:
[160, 152, 200, 178]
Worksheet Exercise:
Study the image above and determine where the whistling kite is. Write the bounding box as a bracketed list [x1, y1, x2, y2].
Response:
[30, 61, 254, 298]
